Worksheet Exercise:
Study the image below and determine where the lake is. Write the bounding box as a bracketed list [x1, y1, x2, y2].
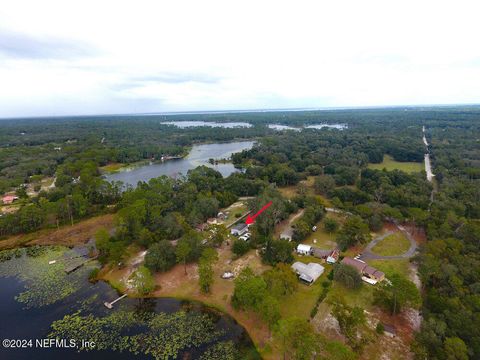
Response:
[0, 246, 257, 360]
[105, 141, 255, 187]
[304, 124, 347, 130]
[267, 124, 301, 131]
[268, 123, 347, 131]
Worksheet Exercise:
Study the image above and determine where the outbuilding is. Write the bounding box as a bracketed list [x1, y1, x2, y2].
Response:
[296, 244, 312, 255]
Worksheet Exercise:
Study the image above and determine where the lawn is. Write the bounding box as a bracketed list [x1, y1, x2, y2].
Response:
[278, 177, 333, 206]
[278, 277, 325, 319]
[99, 162, 128, 173]
[371, 232, 411, 256]
[326, 281, 376, 310]
[222, 202, 248, 227]
[368, 259, 411, 278]
[301, 213, 343, 249]
[0, 214, 115, 250]
[368, 155, 423, 173]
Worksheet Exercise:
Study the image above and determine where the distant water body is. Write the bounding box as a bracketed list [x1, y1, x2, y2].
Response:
[268, 123, 347, 131]
[161, 121, 347, 131]
[105, 141, 254, 187]
[160, 121, 251, 128]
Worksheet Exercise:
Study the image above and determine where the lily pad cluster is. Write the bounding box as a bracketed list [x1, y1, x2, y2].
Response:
[0, 246, 95, 308]
[49, 310, 239, 359]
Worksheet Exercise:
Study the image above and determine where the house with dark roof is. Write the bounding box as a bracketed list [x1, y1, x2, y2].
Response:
[231, 223, 248, 236]
[311, 248, 339, 264]
[341, 257, 385, 284]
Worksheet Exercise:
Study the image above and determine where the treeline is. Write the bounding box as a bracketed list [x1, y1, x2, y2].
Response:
[0, 158, 121, 236]
[95, 166, 268, 264]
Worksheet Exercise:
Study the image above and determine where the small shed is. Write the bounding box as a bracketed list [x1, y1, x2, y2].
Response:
[383, 324, 397, 337]
[296, 244, 312, 255]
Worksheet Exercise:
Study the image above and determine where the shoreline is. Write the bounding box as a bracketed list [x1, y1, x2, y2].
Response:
[98, 271, 272, 359]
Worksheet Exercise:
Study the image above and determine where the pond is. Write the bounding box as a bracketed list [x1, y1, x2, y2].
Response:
[105, 141, 254, 187]
[0, 246, 258, 360]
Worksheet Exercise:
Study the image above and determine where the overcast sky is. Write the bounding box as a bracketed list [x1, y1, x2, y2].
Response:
[1, 0, 480, 117]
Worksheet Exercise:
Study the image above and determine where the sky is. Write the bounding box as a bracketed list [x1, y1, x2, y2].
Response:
[1, 0, 480, 118]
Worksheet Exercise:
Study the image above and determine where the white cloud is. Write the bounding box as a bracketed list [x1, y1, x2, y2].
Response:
[0, 0, 480, 117]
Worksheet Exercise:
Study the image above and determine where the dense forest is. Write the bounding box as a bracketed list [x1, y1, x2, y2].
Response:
[1, 106, 480, 358]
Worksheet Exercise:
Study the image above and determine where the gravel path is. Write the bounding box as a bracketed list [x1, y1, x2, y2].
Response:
[360, 225, 417, 260]
[279, 209, 305, 240]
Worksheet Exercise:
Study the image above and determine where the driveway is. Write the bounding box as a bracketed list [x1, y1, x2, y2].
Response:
[360, 225, 417, 260]
[279, 209, 304, 240]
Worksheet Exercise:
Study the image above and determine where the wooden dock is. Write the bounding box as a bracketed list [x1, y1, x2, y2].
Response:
[104, 294, 128, 309]
[64, 256, 97, 274]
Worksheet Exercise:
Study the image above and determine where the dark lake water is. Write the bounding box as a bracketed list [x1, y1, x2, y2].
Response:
[105, 141, 254, 187]
[0, 247, 257, 360]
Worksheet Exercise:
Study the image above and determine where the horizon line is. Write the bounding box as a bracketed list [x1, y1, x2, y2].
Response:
[2, 102, 480, 120]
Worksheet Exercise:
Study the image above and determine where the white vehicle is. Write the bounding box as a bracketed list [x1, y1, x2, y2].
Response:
[221, 272, 234, 279]
[239, 232, 251, 241]
[312, 226, 317, 232]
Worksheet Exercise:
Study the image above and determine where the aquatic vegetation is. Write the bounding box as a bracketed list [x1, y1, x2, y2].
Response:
[0, 246, 96, 308]
[49, 310, 230, 360]
[200, 341, 236, 360]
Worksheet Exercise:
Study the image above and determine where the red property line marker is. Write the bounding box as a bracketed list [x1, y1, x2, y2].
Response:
[245, 201, 273, 225]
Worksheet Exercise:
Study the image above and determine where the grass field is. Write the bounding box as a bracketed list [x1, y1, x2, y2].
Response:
[301, 213, 344, 249]
[371, 232, 411, 256]
[368, 155, 423, 173]
[99, 162, 128, 173]
[0, 214, 115, 250]
[368, 258, 411, 278]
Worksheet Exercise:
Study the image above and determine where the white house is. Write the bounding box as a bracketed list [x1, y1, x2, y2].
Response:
[291, 262, 324, 284]
[296, 244, 312, 255]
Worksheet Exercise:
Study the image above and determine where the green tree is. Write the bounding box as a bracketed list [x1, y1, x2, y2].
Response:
[336, 215, 371, 250]
[232, 239, 250, 257]
[331, 300, 366, 348]
[207, 224, 228, 247]
[232, 267, 267, 310]
[257, 295, 280, 327]
[276, 317, 318, 360]
[198, 248, 218, 293]
[176, 239, 191, 275]
[131, 265, 155, 295]
[444, 337, 469, 360]
[314, 175, 335, 195]
[324, 217, 339, 233]
[145, 240, 176, 272]
[333, 263, 362, 289]
[263, 263, 298, 297]
[261, 238, 294, 265]
[373, 273, 421, 315]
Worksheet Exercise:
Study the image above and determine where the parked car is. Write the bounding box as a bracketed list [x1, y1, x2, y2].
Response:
[221, 271, 234, 279]
[239, 232, 251, 241]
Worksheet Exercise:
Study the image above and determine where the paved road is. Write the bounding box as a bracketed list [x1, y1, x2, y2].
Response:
[360, 225, 418, 260]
